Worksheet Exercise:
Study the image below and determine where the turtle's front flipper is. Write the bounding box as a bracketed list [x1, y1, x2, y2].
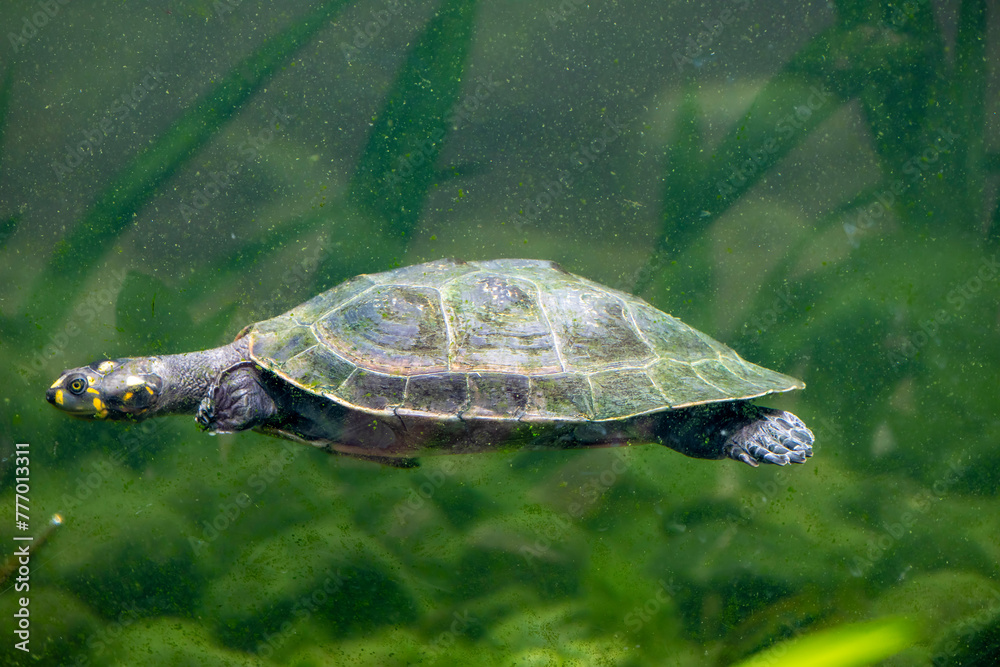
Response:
[723, 408, 814, 467]
[196, 364, 277, 433]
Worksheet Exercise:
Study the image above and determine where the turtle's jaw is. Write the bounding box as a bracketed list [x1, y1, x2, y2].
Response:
[46, 372, 110, 419]
[47, 361, 168, 422]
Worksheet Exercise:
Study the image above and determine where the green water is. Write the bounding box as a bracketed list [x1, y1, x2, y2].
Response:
[1, 1, 997, 665]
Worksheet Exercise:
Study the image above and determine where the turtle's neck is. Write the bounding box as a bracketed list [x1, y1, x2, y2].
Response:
[146, 337, 251, 416]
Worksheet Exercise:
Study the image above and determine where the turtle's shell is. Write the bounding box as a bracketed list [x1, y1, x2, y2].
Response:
[244, 258, 803, 422]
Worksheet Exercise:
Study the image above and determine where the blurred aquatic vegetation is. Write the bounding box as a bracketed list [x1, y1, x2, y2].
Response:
[935, 609, 1000, 666]
[728, 616, 916, 667]
[344, 0, 479, 236]
[0, 0, 998, 665]
[10, 0, 354, 346]
[312, 0, 482, 287]
[115, 271, 240, 356]
[91, 0, 480, 341]
[645, 0, 998, 486]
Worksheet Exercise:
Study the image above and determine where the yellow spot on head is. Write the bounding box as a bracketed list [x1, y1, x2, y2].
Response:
[93, 397, 109, 418]
[50, 378, 63, 389]
[87, 376, 96, 385]
[87, 387, 100, 395]
[145, 386, 155, 395]
[123, 391, 133, 401]
[98, 361, 114, 374]
[55, 389, 64, 406]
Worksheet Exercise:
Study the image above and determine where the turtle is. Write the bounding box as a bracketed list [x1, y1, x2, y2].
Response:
[46, 258, 813, 468]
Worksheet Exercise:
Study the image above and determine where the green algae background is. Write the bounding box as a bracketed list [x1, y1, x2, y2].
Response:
[0, 1, 998, 665]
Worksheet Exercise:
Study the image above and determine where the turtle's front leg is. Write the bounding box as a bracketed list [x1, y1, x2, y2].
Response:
[196, 365, 277, 433]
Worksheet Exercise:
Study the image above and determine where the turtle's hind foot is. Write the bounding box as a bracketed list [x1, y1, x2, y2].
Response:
[725, 409, 814, 467]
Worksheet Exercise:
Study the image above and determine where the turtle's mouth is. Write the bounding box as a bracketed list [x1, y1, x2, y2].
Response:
[45, 383, 108, 419]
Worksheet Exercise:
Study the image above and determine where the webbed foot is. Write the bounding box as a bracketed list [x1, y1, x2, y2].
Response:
[724, 409, 814, 467]
[194, 364, 277, 433]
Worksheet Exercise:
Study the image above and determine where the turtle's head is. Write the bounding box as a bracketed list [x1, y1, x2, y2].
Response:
[46, 359, 163, 421]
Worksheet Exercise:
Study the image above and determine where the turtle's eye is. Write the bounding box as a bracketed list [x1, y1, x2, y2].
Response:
[68, 376, 88, 395]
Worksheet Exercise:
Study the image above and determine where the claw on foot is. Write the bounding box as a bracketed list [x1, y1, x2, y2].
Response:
[727, 409, 814, 467]
[195, 385, 219, 431]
